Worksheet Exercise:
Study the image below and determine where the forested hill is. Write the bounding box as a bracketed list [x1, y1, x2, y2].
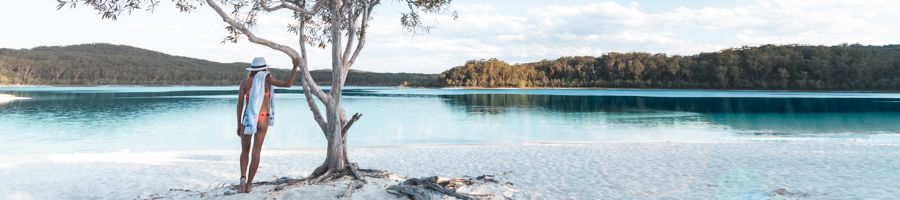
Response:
[0, 43, 439, 86]
[5, 43, 900, 90]
[440, 44, 900, 90]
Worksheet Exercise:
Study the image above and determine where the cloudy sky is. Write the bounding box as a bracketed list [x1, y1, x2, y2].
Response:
[2, 0, 899, 73]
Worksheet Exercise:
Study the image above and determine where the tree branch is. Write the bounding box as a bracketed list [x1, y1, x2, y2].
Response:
[302, 79, 328, 133]
[260, 0, 324, 16]
[298, 19, 329, 133]
[341, 113, 362, 136]
[338, 1, 376, 85]
[205, 0, 296, 62]
[341, 0, 360, 64]
[258, 0, 292, 12]
[343, 0, 376, 69]
[205, 0, 330, 103]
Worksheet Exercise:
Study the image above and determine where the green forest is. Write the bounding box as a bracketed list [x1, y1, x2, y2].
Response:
[0, 43, 439, 86]
[3, 43, 900, 90]
[440, 44, 900, 90]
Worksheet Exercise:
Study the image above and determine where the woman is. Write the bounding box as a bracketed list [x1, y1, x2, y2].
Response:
[236, 57, 297, 193]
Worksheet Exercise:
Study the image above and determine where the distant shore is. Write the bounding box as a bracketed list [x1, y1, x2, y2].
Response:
[440, 86, 900, 93]
[3, 84, 900, 93]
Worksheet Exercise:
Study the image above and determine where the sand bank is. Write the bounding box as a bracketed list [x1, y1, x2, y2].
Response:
[0, 94, 29, 104]
[2, 141, 899, 199]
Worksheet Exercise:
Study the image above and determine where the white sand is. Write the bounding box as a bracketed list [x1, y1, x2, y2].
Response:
[0, 94, 29, 105]
[2, 141, 900, 199]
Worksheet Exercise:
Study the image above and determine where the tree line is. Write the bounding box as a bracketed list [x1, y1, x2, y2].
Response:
[5, 43, 900, 90]
[440, 44, 900, 90]
[0, 43, 439, 87]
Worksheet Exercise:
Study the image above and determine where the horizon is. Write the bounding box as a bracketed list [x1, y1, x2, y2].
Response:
[10, 42, 899, 75]
[3, 0, 900, 73]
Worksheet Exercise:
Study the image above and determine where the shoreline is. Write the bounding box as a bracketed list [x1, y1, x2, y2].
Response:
[5, 138, 897, 156]
[2, 140, 899, 199]
[5, 136, 899, 157]
[440, 86, 900, 93]
[3, 84, 900, 93]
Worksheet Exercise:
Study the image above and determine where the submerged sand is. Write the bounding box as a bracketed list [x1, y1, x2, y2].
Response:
[2, 140, 900, 199]
[0, 94, 28, 105]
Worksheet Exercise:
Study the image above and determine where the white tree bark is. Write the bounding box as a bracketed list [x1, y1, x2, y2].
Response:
[325, 0, 348, 173]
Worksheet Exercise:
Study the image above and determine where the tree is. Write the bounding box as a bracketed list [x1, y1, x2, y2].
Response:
[777, 67, 790, 88]
[57, 0, 452, 181]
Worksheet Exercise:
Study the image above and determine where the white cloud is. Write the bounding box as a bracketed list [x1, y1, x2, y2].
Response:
[127, 24, 183, 33]
[418, 0, 900, 67]
[659, 6, 765, 29]
[495, 34, 527, 42]
[5, 0, 900, 73]
[453, 4, 495, 14]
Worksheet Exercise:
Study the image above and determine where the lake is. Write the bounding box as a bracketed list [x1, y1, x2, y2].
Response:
[2, 86, 900, 155]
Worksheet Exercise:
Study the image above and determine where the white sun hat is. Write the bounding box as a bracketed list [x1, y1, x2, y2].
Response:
[246, 57, 269, 71]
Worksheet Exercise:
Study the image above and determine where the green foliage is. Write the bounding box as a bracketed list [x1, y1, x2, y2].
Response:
[0, 43, 438, 86]
[439, 58, 542, 87]
[57, 0, 455, 46]
[440, 44, 900, 90]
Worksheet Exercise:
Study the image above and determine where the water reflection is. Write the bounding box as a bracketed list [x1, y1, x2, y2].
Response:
[439, 94, 900, 113]
[438, 94, 900, 135]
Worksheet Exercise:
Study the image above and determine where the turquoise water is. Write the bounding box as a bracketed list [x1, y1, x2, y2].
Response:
[1, 86, 899, 155]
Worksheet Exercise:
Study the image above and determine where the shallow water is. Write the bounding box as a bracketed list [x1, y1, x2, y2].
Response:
[1, 86, 899, 154]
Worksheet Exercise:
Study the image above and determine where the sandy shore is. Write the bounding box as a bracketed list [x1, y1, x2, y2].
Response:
[2, 141, 900, 199]
[0, 94, 29, 104]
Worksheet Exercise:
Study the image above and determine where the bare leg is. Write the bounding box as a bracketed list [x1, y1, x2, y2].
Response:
[246, 119, 268, 193]
[239, 133, 252, 193]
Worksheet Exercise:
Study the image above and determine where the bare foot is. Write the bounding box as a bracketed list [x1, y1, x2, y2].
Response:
[245, 183, 253, 193]
[239, 177, 247, 193]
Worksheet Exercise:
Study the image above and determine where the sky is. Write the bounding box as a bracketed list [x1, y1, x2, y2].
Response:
[2, 0, 900, 73]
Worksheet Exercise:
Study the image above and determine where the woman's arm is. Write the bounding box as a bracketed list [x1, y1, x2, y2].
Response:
[236, 80, 247, 136]
[268, 63, 300, 87]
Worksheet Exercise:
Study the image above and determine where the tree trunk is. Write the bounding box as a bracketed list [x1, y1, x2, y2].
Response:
[311, 0, 351, 180]
[323, 92, 347, 173]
